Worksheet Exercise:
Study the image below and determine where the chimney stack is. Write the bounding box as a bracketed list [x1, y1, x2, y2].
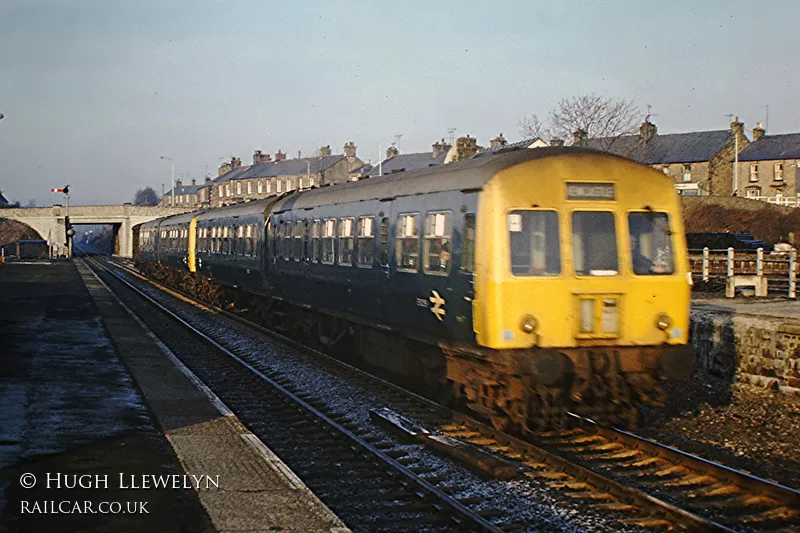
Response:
[730, 116, 745, 138]
[343, 142, 357, 158]
[191, 178, 196, 186]
[753, 122, 766, 141]
[639, 120, 657, 141]
[432, 138, 451, 159]
[572, 129, 587, 146]
[386, 144, 399, 159]
[550, 138, 565, 147]
[275, 150, 287, 161]
[253, 150, 272, 164]
[490, 133, 507, 149]
[453, 135, 478, 162]
[232, 157, 242, 169]
[205, 176, 212, 184]
[175, 179, 182, 188]
[218, 161, 232, 176]
[319, 145, 332, 157]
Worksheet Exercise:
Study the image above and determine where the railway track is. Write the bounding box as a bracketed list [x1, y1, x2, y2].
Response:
[97, 256, 800, 531]
[83, 256, 510, 532]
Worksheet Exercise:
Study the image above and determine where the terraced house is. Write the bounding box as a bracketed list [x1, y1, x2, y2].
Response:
[582, 119, 750, 196]
[158, 177, 212, 207]
[733, 125, 800, 205]
[212, 143, 362, 208]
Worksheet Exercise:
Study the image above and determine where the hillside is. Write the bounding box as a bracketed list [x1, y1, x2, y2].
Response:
[681, 196, 800, 245]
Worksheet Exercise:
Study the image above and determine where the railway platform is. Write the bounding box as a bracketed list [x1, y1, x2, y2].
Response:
[0, 260, 349, 533]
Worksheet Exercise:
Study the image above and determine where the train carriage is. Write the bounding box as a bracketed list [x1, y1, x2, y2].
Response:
[135, 146, 692, 431]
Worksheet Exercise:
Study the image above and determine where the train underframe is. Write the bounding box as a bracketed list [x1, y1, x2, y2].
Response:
[136, 260, 687, 432]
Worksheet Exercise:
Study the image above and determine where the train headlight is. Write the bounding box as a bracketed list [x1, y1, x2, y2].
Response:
[520, 315, 538, 334]
[656, 313, 672, 331]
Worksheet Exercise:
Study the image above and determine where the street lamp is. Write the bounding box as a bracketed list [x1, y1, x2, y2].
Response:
[160, 156, 175, 206]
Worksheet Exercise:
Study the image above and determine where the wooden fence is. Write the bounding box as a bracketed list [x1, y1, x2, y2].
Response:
[689, 248, 797, 298]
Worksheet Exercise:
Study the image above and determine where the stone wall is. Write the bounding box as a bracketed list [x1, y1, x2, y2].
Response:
[691, 305, 800, 395]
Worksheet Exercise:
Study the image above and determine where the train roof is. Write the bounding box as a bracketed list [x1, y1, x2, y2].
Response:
[195, 197, 278, 221]
[138, 209, 204, 230]
[273, 146, 629, 212]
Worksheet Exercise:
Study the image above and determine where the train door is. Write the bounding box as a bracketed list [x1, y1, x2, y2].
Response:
[376, 209, 394, 324]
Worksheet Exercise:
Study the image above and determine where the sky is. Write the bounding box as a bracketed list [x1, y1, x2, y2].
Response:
[1, 1, 798, 206]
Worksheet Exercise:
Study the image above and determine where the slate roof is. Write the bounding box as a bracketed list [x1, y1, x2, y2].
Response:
[165, 183, 205, 196]
[361, 151, 447, 177]
[735, 133, 800, 161]
[216, 155, 345, 183]
[475, 137, 546, 157]
[584, 130, 735, 165]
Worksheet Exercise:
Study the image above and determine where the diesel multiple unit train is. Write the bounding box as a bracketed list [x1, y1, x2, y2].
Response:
[133, 147, 692, 431]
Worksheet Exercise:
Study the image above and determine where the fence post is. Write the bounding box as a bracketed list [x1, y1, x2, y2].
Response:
[757, 247, 764, 277]
[727, 247, 735, 277]
[702, 247, 710, 282]
[790, 249, 797, 299]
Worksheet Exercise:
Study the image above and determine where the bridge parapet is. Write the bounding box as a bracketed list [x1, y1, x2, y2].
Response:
[0, 205, 195, 257]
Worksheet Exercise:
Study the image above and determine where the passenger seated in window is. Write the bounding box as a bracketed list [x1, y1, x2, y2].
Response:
[439, 240, 451, 270]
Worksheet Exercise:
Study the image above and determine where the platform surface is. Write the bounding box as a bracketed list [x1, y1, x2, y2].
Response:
[0, 261, 349, 533]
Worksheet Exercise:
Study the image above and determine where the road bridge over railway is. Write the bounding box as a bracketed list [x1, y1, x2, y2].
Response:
[0, 204, 193, 258]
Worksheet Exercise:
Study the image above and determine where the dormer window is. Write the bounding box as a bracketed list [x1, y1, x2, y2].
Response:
[749, 164, 759, 182]
[775, 163, 784, 181]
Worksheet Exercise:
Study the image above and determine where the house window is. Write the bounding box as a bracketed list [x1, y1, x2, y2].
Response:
[357, 216, 375, 268]
[682, 164, 692, 183]
[277, 180, 283, 193]
[396, 213, 420, 272]
[236, 182, 242, 195]
[750, 164, 759, 182]
[218, 185, 223, 197]
[311, 220, 321, 262]
[267, 181, 272, 194]
[258, 181, 264, 194]
[247, 182, 252, 194]
[322, 219, 336, 264]
[338, 217, 354, 266]
[225, 184, 231, 197]
[775, 163, 784, 181]
[423, 211, 452, 275]
[293, 220, 303, 260]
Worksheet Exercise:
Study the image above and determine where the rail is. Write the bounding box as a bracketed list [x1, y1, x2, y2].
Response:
[689, 247, 798, 298]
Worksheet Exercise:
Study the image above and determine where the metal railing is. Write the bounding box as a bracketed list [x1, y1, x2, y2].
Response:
[754, 195, 800, 207]
[689, 247, 798, 298]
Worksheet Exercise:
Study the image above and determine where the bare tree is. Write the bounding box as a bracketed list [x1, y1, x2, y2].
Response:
[133, 187, 160, 206]
[548, 95, 639, 149]
[518, 113, 550, 140]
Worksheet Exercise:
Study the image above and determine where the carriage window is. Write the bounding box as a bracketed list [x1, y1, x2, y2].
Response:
[293, 220, 303, 261]
[223, 226, 230, 255]
[572, 211, 618, 276]
[357, 216, 375, 268]
[237, 225, 245, 255]
[462, 214, 476, 273]
[303, 221, 310, 260]
[322, 219, 336, 264]
[509, 210, 560, 276]
[379, 218, 390, 267]
[338, 217, 354, 266]
[424, 211, 452, 275]
[312, 220, 321, 262]
[396, 213, 420, 271]
[282, 222, 291, 260]
[628, 212, 674, 275]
